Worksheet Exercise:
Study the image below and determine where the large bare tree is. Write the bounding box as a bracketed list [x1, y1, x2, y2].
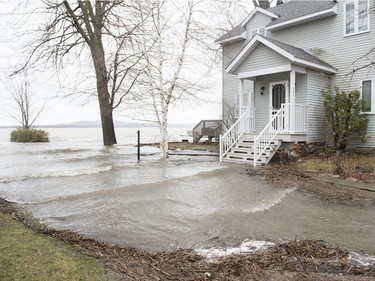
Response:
[16, 1, 144, 146]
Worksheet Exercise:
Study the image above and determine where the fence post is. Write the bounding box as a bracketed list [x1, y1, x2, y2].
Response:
[219, 134, 222, 162]
[137, 130, 140, 162]
[253, 135, 257, 167]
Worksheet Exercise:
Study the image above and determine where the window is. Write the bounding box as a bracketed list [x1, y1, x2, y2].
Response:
[250, 27, 267, 38]
[345, 0, 370, 36]
[361, 80, 373, 112]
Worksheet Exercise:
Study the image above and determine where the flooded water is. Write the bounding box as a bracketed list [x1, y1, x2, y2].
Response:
[0, 128, 375, 254]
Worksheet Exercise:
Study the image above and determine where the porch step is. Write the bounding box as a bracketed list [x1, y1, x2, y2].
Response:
[230, 147, 272, 157]
[223, 153, 267, 164]
[221, 135, 282, 165]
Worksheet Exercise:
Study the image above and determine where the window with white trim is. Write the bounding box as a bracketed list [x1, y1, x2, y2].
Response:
[361, 80, 374, 113]
[345, 0, 370, 36]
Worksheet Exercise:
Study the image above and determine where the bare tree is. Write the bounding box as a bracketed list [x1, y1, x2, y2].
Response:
[7, 72, 45, 129]
[16, 1, 145, 146]
[222, 101, 237, 131]
[136, 0, 212, 158]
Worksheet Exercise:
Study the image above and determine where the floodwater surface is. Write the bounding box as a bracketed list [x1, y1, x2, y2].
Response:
[0, 128, 374, 254]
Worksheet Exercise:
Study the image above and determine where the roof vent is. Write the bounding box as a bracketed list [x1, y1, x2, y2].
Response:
[276, 0, 284, 5]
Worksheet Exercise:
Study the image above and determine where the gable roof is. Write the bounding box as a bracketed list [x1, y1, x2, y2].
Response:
[215, 24, 246, 44]
[226, 34, 336, 75]
[216, 0, 337, 44]
[241, 6, 279, 27]
[267, 1, 337, 31]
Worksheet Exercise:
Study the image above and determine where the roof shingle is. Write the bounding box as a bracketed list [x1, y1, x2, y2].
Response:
[216, 0, 336, 43]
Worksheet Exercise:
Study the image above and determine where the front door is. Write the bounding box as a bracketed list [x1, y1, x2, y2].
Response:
[270, 81, 289, 131]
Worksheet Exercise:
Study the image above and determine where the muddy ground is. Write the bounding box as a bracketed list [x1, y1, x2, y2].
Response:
[253, 161, 375, 206]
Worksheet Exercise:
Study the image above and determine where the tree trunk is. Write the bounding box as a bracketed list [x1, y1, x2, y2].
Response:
[160, 114, 169, 158]
[91, 46, 117, 146]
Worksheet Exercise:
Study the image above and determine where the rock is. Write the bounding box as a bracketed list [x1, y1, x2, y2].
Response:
[346, 177, 359, 182]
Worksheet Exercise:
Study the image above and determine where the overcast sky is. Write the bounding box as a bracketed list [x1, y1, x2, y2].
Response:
[0, 0, 260, 127]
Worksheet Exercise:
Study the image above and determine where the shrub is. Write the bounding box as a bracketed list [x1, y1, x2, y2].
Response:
[323, 85, 368, 151]
[10, 128, 50, 143]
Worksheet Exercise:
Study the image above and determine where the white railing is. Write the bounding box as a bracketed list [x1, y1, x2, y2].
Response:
[253, 106, 285, 166]
[253, 103, 308, 166]
[220, 107, 255, 161]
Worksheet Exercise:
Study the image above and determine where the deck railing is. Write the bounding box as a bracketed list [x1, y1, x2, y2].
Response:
[192, 120, 223, 143]
[220, 107, 255, 161]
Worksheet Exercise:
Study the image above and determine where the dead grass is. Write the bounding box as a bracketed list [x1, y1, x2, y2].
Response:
[297, 156, 335, 173]
[296, 153, 375, 182]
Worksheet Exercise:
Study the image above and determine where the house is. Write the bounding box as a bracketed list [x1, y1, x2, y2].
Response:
[217, 0, 375, 166]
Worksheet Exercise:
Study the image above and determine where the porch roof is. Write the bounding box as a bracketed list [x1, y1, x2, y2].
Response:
[226, 35, 337, 76]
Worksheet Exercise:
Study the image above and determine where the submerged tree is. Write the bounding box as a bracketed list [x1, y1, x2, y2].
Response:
[323, 85, 368, 151]
[7, 71, 45, 129]
[16, 1, 144, 146]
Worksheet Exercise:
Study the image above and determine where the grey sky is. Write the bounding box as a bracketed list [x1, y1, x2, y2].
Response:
[0, 0, 259, 127]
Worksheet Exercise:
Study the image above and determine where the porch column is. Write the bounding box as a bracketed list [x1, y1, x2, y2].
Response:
[239, 79, 244, 114]
[290, 70, 296, 134]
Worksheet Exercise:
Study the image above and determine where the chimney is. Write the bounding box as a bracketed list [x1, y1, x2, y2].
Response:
[258, 0, 270, 9]
[276, 0, 284, 5]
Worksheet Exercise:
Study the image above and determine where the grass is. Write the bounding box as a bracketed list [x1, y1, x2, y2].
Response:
[296, 156, 335, 173]
[296, 153, 375, 179]
[0, 211, 117, 281]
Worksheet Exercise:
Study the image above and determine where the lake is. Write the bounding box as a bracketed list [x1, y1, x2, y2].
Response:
[0, 127, 374, 256]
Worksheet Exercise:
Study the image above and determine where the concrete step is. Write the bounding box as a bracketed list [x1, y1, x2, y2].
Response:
[222, 156, 267, 165]
[230, 147, 271, 157]
[224, 152, 268, 163]
[237, 138, 281, 146]
[233, 143, 276, 151]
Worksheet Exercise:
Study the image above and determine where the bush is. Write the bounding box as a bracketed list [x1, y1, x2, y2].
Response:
[10, 128, 50, 143]
[323, 85, 368, 151]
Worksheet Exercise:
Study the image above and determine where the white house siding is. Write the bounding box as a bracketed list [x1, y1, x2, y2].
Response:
[307, 70, 331, 143]
[245, 13, 272, 39]
[351, 118, 375, 147]
[236, 44, 289, 74]
[222, 42, 253, 122]
[223, 41, 246, 113]
[254, 72, 289, 133]
[268, 1, 375, 146]
[296, 73, 307, 105]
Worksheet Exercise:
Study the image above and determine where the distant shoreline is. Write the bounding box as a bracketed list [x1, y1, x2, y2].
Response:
[0, 123, 193, 129]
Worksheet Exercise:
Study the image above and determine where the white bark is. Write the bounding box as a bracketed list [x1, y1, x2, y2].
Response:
[137, 0, 198, 158]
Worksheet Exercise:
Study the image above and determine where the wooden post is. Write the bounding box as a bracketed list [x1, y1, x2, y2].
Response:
[137, 130, 140, 162]
[239, 79, 244, 115]
[290, 70, 296, 134]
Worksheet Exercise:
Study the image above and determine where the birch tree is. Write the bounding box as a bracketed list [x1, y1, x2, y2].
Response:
[137, 0, 212, 158]
[15, 1, 144, 146]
